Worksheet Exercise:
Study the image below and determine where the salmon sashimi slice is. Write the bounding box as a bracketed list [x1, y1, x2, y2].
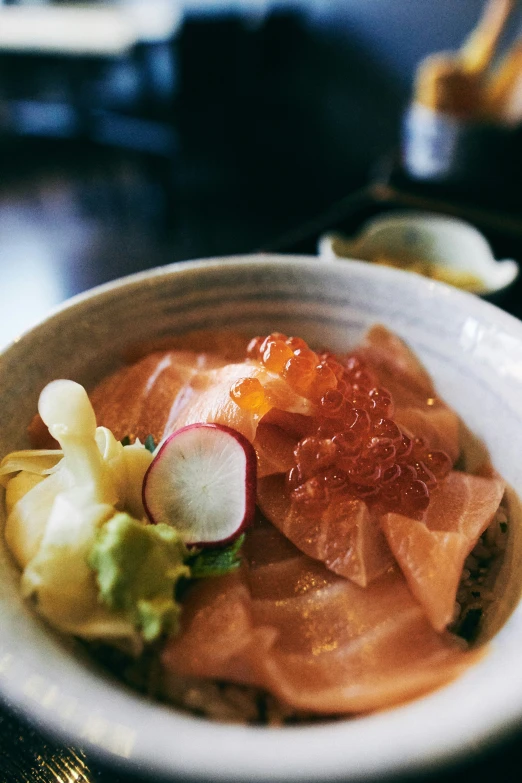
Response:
[162, 524, 483, 715]
[250, 567, 481, 714]
[353, 325, 461, 463]
[253, 411, 315, 478]
[26, 350, 315, 449]
[123, 329, 251, 364]
[89, 350, 230, 445]
[241, 511, 303, 568]
[394, 406, 460, 464]
[252, 424, 301, 478]
[251, 606, 481, 715]
[162, 570, 271, 687]
[353, 324, 435, 403]
[164, 363, 313, 444]
[380, 518, 468, 634]
[257, 474, 394, 587]
[425, 471, 506, 537]
[28, 349, 229, 449]
[381, 471, 506, 631]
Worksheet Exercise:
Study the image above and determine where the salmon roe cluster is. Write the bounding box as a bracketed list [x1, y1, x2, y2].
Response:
[231, 332, 452, 519]
[230, 332, 339, 412]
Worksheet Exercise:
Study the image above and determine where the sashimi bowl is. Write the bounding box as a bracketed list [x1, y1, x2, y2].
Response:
[1, 253, 522, 781]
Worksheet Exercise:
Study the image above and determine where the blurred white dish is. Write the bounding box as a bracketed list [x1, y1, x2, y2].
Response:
[319, 211, 519, 296]
[1, 254, 522, 781]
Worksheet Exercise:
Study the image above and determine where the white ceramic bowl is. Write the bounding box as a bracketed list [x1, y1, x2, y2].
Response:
[2, 254, 522, 782]
[319, 211, 520, 297]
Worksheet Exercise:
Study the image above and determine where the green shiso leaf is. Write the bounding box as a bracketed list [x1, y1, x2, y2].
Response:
[187, 533, 245, 578]
[144, 435, 156, 453]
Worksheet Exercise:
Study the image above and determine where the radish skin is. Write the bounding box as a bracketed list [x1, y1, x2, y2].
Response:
[142, 423, 257, 546]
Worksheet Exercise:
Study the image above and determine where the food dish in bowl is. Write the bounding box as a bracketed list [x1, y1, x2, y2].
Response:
[1, 253, 522, 781]
[2, 323, 505, 722]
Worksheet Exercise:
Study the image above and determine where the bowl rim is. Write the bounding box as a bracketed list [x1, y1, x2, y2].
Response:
[4, 250, 522, 349]
[2, 253, 522, 781]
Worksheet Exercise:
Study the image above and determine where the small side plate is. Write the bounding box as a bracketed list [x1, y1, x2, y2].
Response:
[319, 211, 519, 296]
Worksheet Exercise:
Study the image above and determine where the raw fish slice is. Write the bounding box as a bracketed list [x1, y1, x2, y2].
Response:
[353, 326, 451, 437]
[89, 352, 313, 447]
[381, 517, 467, 632]
[166, 364, 313, 444]
[253, 410, 315, 477]
[381, 471, 505, 631]
[246, 553, 336, 603]
[241, 512, 302, 568]
[28, 350, 227, 449]
[259, 409, 315, 438]
[243, 536, 336, 606]
[162, 541, 482, 714]
[90, 350, 224, 445]
[124, 329, 251, 364]
[257, 474, 394, 587]
[252, 608, 481, 715]
[253, 423, 300, 478]
[160, 362, 264, 443]
[163, 570, 269, 687]
[353, 324, 435, 403]
[249, 562, 480, 714]
[354, 325, 461, 462]
[427, 471, 505, 536]
[395, 406, 460, 463]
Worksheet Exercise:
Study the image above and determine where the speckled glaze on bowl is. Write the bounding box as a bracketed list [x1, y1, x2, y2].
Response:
[2, 254, 522, 782]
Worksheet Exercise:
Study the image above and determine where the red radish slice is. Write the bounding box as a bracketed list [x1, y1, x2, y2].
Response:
[142, 423, 256, 546]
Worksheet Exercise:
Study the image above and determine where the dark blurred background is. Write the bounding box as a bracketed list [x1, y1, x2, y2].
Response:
[1, 1, 522, 781]
[1, 0, 521, 345]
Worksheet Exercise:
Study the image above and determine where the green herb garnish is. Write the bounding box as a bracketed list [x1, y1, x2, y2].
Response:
[121, 433, 155, 452]
[144, 435, 156, 453]
[187, 534, 245, 578]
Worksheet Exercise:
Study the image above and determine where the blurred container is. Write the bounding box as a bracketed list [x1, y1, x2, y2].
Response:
[401, 0, 522, 212]
[402, 104, 522, 204]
